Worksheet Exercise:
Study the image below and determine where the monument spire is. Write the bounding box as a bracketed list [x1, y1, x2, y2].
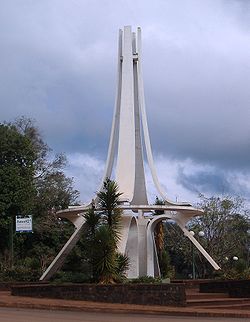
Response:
[40, 26, 220, 281]
[100, 26, 148, 204]
[101, 26, 191, 206]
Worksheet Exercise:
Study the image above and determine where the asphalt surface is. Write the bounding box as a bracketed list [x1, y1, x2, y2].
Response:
[1, 290, 250, 319]
[0, 308, 250, 322]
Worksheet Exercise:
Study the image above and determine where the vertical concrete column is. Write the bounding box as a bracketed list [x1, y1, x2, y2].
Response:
[131, 30, 148, 206]
[116, 26, 135, 202]
[99, 30, 122, 188]
[146, 219, 160, 277]
[137, 210, 148, 276]
[124, 216, 139, 278]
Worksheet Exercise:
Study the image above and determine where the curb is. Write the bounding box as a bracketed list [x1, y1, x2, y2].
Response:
[1, 300, 250, 319]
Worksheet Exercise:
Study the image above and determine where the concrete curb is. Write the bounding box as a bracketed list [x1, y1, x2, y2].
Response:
[1, 293, 250, 318]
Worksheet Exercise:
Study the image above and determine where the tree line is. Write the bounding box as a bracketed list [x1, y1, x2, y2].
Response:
[0, 117, 249, 282]
[0, 117, 78, 280]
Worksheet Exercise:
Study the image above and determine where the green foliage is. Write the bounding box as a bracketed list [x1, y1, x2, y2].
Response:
[5, 117, 249, 284]
[25, 216, 74, 272]
[164, 195, 250, 279]
[84, 207, 101, 237]
[129, 276, 162, 284]
[97, 180, 122, 214]
[193, 195, 249, 278]
[15, 116, 67, 180]
[154, 197, 165, 215]
[217, 268, 250, 280]
[160, 249, 175, 278]
[82, 179, 129, 284]
[0, 123, 36, 216]
[153, 197, 175, 278]
[0, 257, 41, 282]
[92, 225, 117, 283]
[0, 117, 79, 279]
[115, 253, 130, 280]
[34, 172, 79, 215]
[97, 179, 122, 241]
[52, 271, 90, 284]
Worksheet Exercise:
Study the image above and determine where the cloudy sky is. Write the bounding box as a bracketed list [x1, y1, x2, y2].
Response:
[1, 0, 250, 205]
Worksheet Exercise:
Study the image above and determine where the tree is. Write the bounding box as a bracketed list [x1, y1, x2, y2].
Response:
[164, 195, 250, 279]
[83, 179, 129, 283]
[97, 179, 123, 241]
[0, 123, 37, 267]
[164, 221, 191, 278]
[192, 195, 249, 278]
[154, 197, 165, 259]
[0, 123, 36, 216]
[153, 197, 174, 278]
[82, 205, 102, 280]
[34, 171, 79, 215]
[0, 117, 79, 278]
[19, 118, 79, 275]
[15, 116, 66, 181]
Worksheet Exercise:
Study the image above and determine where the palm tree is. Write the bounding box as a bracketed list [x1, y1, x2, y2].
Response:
[154, 197, 165, 260]
[97, 179, 122, 240]
[93, 225, 117, 283]
[84, 179, 129, 283]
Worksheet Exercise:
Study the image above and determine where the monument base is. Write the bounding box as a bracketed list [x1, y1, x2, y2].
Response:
[11, 282, 186, 306]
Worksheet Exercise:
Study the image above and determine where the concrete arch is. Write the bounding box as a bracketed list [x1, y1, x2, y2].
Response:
[118, 214, 139, 278]
[147, 214, 220, 277]
[125, 216, 139, 278]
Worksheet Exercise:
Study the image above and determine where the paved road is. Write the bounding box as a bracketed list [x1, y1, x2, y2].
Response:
[0, 308, 249, 322]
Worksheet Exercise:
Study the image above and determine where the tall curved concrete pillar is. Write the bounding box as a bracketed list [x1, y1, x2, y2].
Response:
[102, 26, 148, 205]
[116, 26, 136, 201]
[40, 26, 220, 281]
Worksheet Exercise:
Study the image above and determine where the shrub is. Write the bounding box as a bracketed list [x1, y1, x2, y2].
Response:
[129, 276, 162, 284]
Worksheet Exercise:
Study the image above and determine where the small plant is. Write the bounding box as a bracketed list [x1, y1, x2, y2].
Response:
[52, 271, 90, 284]
[129, 276, 162, 284]
[0, 267, 40, 282]
[115, 253, 130, 282]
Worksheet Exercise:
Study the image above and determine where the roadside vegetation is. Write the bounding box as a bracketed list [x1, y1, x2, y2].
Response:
[0, 117, 249, 282]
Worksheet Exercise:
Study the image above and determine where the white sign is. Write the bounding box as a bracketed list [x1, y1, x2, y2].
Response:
[16, 215, 33, 232]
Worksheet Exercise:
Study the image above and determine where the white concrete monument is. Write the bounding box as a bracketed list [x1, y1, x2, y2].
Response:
[40, 26, 220, 281]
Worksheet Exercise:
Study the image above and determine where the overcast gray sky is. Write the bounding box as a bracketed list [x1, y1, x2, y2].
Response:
[1, 0, 250, 204]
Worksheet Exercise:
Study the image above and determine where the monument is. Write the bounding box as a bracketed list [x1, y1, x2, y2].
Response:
[40, 26, 220, 281]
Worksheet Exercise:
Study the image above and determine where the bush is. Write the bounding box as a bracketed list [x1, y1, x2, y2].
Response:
[217, 268, 250, 280]
[129, 276, 162, 284]
[52, 271, 91, 283]
[0, 267, 40, 282]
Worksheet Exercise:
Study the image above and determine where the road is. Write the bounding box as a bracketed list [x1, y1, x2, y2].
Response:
[0, 308, 249, 322]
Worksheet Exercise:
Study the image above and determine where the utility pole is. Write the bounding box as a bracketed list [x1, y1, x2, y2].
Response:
[9, 216, 14, 269]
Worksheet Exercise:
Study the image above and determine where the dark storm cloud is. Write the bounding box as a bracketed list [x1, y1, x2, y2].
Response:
[177, 165, 250, 199]
[0, 0, 117, 155]
[142, 1, 250, 170]
[1, 0, 250, 199]
[177, 168, 232, 195]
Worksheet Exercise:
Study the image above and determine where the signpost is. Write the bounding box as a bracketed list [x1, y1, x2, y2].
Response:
[16, 215, 33, 233]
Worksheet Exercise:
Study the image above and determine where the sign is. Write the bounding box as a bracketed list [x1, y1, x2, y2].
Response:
[16, 215, 33, 233]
